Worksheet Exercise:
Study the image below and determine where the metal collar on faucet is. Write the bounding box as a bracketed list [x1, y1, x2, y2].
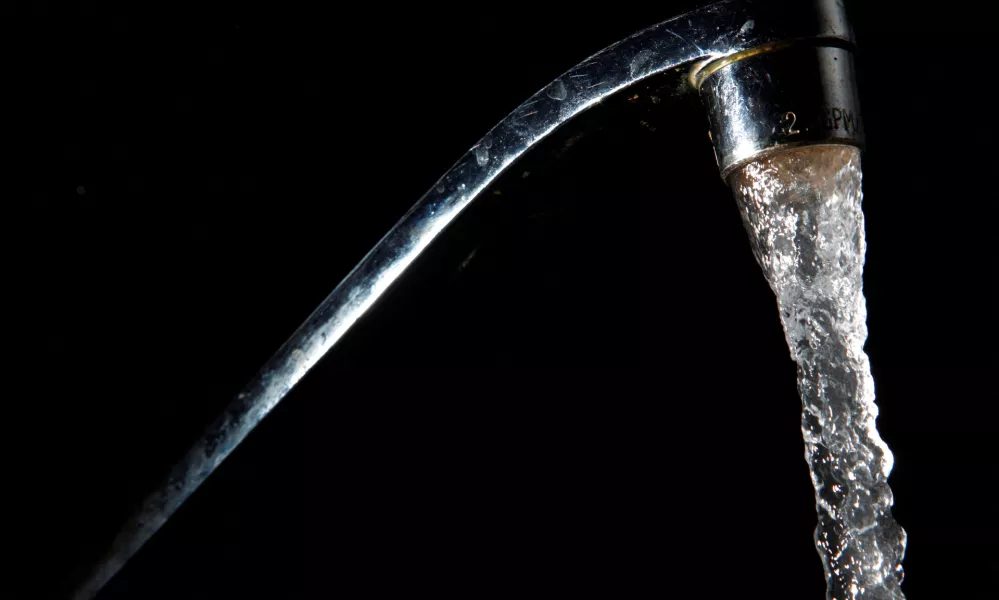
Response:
[689, 0, 863, 178]
[694, 38, 864, 178]
[73, 2, 864, 598]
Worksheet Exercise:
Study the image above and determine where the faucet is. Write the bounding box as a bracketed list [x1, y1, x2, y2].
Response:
[74, 1, 863, 597]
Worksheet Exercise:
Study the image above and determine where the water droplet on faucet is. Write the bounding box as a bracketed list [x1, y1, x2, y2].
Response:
[546, 79, 567, 101]
[474, 145, 489, 167]
[629, 49, 653, 78]
[474, 133, 494, 167]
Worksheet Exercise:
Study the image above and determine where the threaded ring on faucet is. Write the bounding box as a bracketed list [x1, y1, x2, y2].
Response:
[688, 37, 855, 92]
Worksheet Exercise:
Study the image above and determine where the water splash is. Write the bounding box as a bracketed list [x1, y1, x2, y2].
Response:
[729, 146, 906, 600]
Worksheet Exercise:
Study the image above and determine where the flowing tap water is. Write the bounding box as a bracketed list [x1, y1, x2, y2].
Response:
[728, 146, 906, 600]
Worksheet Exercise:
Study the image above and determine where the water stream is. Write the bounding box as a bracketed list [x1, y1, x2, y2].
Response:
[729, 146, 907, 600]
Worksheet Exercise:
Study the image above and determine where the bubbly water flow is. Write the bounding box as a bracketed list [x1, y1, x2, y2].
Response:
[728, 146, 907, 600]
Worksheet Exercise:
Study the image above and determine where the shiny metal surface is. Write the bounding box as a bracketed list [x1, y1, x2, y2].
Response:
[700, 44, 863, 178]
[73, 1, 860, 598]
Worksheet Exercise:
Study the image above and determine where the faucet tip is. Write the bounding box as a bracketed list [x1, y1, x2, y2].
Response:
[697, 42, 864, 180]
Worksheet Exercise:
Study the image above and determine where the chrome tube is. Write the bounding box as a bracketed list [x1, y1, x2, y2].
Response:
[73, 1, 861, 597]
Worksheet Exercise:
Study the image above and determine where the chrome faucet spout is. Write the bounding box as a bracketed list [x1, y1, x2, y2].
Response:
[73, 2, 863, 598]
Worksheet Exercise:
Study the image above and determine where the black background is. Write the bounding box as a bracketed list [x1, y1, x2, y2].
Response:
[18, 1, 996, 599]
